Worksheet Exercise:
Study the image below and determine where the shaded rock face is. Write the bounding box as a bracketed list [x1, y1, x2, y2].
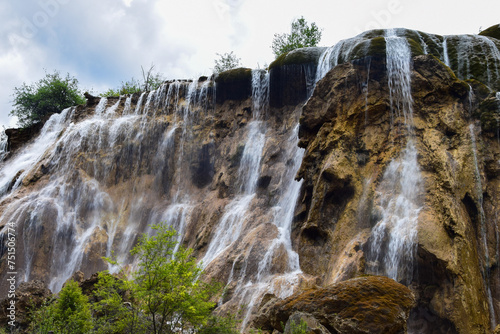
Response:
[1, 26, 500, 334]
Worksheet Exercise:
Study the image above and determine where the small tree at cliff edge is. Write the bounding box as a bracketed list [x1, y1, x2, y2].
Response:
[213, 52, 241, 75]
[271, 16, 322, 58]
[10, 70, 85, 128]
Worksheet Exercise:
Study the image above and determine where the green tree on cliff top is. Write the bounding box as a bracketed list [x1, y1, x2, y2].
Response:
[271, 16, 322, 58]
[10, 70, 85, 128]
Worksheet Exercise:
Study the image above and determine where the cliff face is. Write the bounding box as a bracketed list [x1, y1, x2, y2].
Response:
[1, 26, 500, 333]
[296, 54, 499, 333]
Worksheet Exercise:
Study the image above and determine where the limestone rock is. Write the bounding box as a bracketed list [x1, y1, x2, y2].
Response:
[0, 280, 51, 329]
[266, 276, 415, 334]
[284, 311, 331, 334]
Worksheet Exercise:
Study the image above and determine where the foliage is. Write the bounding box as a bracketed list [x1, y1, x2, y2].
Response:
[271, 16, 322, 58]
[91, 272, 146, 334]
[101, 64, 165, 97]
[29, 280, 92, 334]
[28, 298, 57, 334]
[101, 78, 143, 97]
[198, 312, 241, 334]
[131, 223, 221, 333]
[213, 52, 242, 75]
[26, 224, 237, 334]
[10, 71, 85, 128]
[287, 319, 308, 334]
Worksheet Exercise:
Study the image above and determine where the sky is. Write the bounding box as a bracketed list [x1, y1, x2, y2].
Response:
[1, 0, 499, 128]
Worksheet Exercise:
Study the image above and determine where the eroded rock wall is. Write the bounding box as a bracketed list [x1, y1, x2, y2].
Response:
[294, 54, 500, 333]
[1, 25, 500, 334]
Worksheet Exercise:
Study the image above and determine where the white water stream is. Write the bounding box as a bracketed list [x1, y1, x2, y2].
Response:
[367, 29, 423, 285]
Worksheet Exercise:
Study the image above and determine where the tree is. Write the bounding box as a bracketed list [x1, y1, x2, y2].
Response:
[26, 224, 238, 334]
[213, 52, 241, 75]
[29, 280, 92, 334]
[92, 272, 146, 334]
[10, 71, 85, 128]
[131, 223, 221, 333]
[271, 16, 322, 58]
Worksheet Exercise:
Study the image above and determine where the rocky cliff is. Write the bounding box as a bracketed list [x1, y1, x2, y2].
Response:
[1, 25, 500, 333]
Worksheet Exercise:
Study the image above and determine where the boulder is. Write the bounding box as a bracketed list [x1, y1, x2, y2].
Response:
[261, 276, 415, 334]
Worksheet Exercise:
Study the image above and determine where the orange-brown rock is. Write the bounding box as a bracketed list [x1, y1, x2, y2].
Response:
[258, 276, 415, 334]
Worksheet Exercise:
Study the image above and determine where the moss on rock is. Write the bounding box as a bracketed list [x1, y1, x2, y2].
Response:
[479, 95, 500, 132]
[215, 67, 252, 85]
[265, 276, 415, 334]
[214, 67, 252, 103]
[269, 47, 326, 70]
[479, 24, 500, 40]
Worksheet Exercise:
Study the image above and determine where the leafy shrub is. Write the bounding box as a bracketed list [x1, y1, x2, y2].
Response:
[10, 71, 85, 128]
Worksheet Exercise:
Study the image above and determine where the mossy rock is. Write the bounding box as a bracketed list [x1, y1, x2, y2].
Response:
[215, 67, 252, 103]
[350, 36, 423, 62]
[358, 29, 386, 39]
[478, 95, 500, 132]
[269, 48, 323, 107]
[268, 276, 415, 334]
[269, 47, 327, 70]
[437, 35, 500, 90]
[467, 79, 492, 100]
[479, 24, 500, 40]
[215, 67, 252, 84]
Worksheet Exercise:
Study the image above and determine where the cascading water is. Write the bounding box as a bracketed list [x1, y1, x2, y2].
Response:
[201, 121, 266, 266]
[442, 36, 451, 68]
[0, 130, 8, 162]
[0, 78, 216, 292]
[0, 108, 74, 197]
[315, 33, 371, 83]
[469, 124, 496, 329]
[255, 124, 304, 282]
[366, 29, 423, 285]
[202, 70, 268, 267]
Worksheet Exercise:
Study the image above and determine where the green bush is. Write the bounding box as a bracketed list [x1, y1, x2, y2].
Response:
[101, 65, 165, 97]
[29, 280, 92, 334]
[10, 71, 85, 128]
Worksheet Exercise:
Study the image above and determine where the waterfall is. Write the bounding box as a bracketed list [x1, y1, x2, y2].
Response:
[469, 124, 496, 329]
[0, 107, 73, 197]
[256, 124, 304, 281]
[0, 130, 8, 162]
[367, 29, 423, 285]
[315, 33, 370, 84]
[251, 69, 269, 119]
[0, 78, 217, 291]
[442, 36, 451, 67]
[202, 71, 268, 267]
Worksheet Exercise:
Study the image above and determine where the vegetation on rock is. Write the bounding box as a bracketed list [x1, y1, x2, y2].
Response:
[10, 71, 85, 128]
[271, 16, 322, 58]
[213, 52, 242, 75]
